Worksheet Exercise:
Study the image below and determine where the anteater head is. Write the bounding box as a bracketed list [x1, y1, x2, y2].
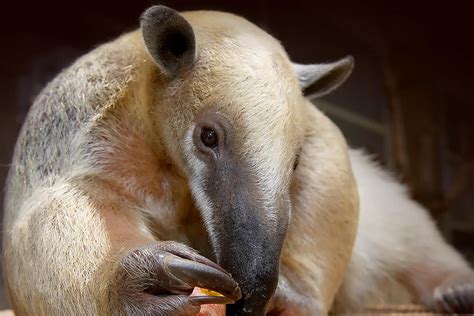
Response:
[140, 5, 353, 315]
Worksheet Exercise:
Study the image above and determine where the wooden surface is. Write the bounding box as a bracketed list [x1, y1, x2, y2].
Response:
[361, 305, 436, 315]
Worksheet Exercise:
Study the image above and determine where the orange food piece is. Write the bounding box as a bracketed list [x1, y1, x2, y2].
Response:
[191, 287, 226, 316]
[196, 288, 225, 297]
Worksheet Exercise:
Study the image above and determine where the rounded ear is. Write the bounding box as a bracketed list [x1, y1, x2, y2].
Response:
[140, 5, 196, 78]
[293, 56, 354, 98]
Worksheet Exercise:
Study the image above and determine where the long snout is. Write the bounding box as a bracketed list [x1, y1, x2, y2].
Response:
[200, 161, 289, 315]
[219, 204, 285, 315]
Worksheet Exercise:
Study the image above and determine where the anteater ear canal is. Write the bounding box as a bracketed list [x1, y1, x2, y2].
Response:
[293, 56, 354, 98]
[140, 5, 196, 78]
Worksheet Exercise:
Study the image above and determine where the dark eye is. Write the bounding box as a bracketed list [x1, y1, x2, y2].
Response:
[200, 128, 218, 148]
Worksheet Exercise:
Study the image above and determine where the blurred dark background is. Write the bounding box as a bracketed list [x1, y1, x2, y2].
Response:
[1, 0, 473, 309]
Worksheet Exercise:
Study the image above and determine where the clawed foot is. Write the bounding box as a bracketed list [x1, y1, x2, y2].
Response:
[428, 274, 474, 314]
[112, 241, 241, 315]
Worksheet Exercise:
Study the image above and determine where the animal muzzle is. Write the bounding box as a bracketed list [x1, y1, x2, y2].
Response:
[209, 192, 289, 315]
[196, 155, 290, 315]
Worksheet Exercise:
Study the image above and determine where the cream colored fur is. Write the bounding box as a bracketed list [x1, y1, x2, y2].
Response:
[332, 150, 472, 312]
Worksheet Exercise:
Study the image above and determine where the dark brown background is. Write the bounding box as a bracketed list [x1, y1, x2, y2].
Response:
[1, 0, 473, 309]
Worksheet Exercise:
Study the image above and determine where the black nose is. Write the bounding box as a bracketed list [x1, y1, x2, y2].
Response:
[226, 293, 270, 315]
[226, 296, 269, 315]
[224, 261, 279, 316]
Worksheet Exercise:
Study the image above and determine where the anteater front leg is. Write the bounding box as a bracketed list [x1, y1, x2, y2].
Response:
[4, 180, 239, 315]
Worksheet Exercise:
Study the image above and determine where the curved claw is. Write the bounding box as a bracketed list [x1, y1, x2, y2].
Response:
[189, 295, 235, 306]
[165, 255, 242, 301]
[159, 241, 229, 275]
